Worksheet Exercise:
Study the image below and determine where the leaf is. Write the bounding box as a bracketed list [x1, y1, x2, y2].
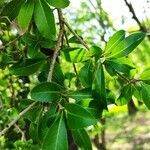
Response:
[72, 129, 92, 150]
[116, 85, 132, 106]
[46, 0, 70, 8]
[21, 33, 38, 45]
[31, 82, 64, 103]
[10, 59, 45, 76]
[139, 68, 150, 84]
[105, 59, 134, 75]
[107, 32, 146, 58]
[65, 103, 97, 129]
[1, 0, 25, 21]
[38, 104, 57, 142]
[27, 44, 40, 58]
[68, 88, 92, 101]
[104, 30, 125, 54]
[79, 61, 93, 88]
[141, 83, 150, 109]
[34, 0, 56, 40]
[42, 113, 68, 150]
[18, 0, 34, 30]
[92, 64, 107, 110]
[90, 45, 102, 61]
[62, 48, 89, 63]
[68, 36, 83, 44]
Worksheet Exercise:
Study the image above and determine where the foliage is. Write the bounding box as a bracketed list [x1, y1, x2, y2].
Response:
[0, 0, 149, 149]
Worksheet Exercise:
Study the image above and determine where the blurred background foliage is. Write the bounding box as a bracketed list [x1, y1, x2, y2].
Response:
[0, 0, 150, 149]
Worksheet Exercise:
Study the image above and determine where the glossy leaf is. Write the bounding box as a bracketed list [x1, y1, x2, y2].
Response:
[34, 0, 56, 40]
[139, 68, 150, 84]
[116, 85, 132, 106]
[18, 0, 34, 30]
[105, 30, 125, 55]
[79, 61, 93, 88]
[141, 83, 150, 109]
[65, 103, 97, 129]
[62, 48, 89, 63]
[27, 44, 40, 58]
[72, 129, 92, 150]
[107, 32, 146, 58]
[90, 45, 102, 61]
[42, 113, 68, 150]
[68, 88, 92, 101]
[46, 0, 70, 8]
[31, 82, 64, 102]
[92, 64, 107, 110]
[10, 59, 45, 76]
[1, 0, 24, 21]
[38, 104, 57, 142]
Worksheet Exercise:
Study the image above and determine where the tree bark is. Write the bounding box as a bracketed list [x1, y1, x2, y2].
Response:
[128, 99, 138, 115]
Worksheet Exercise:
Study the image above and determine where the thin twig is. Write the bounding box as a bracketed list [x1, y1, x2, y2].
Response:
[0, 101, 37, 137]
[47, 9, 65, 82]
[63, 20, 90, 51]
[14, 124, 26, 141]
[116, 71, 130, 82]
[0, 34, 24, 51]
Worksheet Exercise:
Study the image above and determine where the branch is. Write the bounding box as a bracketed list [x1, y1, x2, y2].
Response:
[124, 0, 146, 32]
[0, 101, 37, 137]
[47, 9, 65, 82]
[63, 20, 90, 51]
[0, 34, 24, 52]
[0, 9, 65, 137]
[14, 124, 26, 141]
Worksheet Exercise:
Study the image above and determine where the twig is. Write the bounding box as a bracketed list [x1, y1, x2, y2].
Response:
[0, 9, 65, 137]
[47, 9, 65, 82]
[14, 124, 26, 141]
[116, 71, 130, 82]
[123, 0, 147, 32]
[0, 101, 37, 137]
[63, 20, 90, 51]
[0, 34, 24, 51]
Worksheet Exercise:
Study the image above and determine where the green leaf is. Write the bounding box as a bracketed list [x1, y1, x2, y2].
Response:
[62, 48, 89, 63]
[141, 83, 150, 109]
[92, 64, 107, 110]
[65, 103, 97, 129]
[21, 33, 37, 45]
[34, 0, 56, 40]
[72, 129, 92, 150]
[104, 30, 125, 55]
[107, 32, 146, 58]
[1, 0, 25, 21]
[27, 44, 40, 58]
[18, 0, 34, 30]
[116, 85, 132, 106]
[79, 61, 93, 88]
[46, 0, 70, 8]
[139, 67, 150, 84]
[68, 36, 83, 44]
[42, 113, 68, 150]
[38, 104, 57, 142]
[90, 45, 102, 61]
[105, 59, 134, 75]
[10, 59, 45, 76]
[31, 82, 64, 102]
[68, 88, 92, 102]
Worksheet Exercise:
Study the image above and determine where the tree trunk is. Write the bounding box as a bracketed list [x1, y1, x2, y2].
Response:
[128, 99, 138, 115]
